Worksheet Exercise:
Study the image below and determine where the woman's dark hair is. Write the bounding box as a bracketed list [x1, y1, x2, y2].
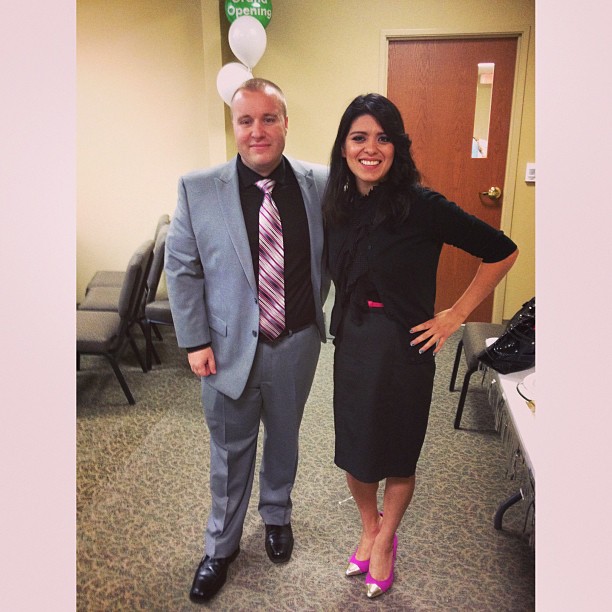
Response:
[322, 93, 421, 226]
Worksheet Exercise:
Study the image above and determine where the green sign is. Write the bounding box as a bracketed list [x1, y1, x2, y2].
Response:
[225, 0, 272, 28]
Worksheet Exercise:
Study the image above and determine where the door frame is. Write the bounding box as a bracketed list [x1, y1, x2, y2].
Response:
[379, 25, 532, 323]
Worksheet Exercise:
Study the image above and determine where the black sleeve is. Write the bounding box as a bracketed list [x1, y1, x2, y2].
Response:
[424, 189, 518, 262]
[186, 343, 211, 353]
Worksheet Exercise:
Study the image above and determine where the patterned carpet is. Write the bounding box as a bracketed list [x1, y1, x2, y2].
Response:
[77, 326, 534, 611]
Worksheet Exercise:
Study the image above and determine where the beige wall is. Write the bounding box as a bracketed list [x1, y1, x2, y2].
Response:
[78, 0, 535, 319]
[77, 0, 224, 301]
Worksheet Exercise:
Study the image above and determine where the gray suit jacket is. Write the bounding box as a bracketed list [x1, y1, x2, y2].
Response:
[165, 155, 329, 400]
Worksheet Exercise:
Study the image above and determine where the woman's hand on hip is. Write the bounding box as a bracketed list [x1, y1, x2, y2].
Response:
[409, 309, 464, 355]
[409, 252, 519, 355]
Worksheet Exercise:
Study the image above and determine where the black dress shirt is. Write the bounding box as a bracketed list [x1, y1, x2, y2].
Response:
[237, 155, 315, 335]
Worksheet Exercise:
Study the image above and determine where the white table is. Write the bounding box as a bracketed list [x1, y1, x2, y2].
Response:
[491, 366, 535, 531]
[495, 367, 535, 475]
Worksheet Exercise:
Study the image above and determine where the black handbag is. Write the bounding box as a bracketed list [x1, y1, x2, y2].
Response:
[477, 297, 535, 374]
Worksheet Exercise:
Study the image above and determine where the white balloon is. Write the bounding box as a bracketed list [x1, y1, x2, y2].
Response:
[228, 15, 267, 70]
[216, 62, 253, 106]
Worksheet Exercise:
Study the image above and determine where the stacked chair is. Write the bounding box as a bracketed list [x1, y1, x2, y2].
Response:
[142, 224, 174, 370]
[449, 321, 506, 429]
[77, 239, 155, 405]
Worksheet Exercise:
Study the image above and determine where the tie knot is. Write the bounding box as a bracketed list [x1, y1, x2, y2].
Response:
[256, 178, 276, 194]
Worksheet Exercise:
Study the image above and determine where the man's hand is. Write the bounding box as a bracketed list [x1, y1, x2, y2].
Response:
[188, 346, 217, 377]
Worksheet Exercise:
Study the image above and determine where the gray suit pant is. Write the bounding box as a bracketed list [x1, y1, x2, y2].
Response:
[201, 324, 321, 558]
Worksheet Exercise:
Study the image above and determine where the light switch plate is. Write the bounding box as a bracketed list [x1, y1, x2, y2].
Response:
[525, 163, 536, 183]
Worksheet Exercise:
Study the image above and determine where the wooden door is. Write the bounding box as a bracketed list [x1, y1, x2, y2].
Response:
[387, 37, 517, 322]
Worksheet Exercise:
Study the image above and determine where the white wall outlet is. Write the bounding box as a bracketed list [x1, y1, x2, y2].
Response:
[525, 163, 536, 183]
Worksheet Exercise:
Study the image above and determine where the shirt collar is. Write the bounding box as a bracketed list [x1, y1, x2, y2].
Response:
[236, 154, 287, 188]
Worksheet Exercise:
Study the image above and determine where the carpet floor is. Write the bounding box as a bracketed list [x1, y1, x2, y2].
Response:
[77, 326, 534, 611]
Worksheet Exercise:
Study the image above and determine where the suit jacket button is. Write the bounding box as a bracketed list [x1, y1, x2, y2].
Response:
[252, 330, 257, 337]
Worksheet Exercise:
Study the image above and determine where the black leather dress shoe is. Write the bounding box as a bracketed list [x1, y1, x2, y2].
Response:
[189, 548, 240, 603]
[264, 523, 294, 563]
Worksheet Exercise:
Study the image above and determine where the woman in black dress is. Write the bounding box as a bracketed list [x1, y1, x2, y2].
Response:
[322, 94, 518, 598]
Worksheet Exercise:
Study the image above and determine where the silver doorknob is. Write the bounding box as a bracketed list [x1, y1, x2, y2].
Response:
[480, 186, 502, 200]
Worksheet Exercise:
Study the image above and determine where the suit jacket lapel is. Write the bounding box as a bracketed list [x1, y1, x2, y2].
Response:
[290, 159, 325, 333]
[291, 160, 324, 268]
[215, 162, 257, 293]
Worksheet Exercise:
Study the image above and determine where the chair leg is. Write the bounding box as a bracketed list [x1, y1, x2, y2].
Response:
[152, 322, 163, 341]
[151, 342, 161, 367]
[144, 322, 161, 371]
[140, 320, 162, 368]
[449, 339, 464, 391]
[127, 332, 148, 373]
[104, 354, 136, 405]
[454, 367, 476, 429]
[144, 322, 153, 371]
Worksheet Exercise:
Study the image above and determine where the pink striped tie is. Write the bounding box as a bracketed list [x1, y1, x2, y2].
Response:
[256, 179, 285, 340]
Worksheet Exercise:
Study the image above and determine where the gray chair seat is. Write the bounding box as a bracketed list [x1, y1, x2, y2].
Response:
[85, 270, 126, 291]
[145, 299, 173, 325]
[79, 286, 122, 311]
[77, 311, 122, 353]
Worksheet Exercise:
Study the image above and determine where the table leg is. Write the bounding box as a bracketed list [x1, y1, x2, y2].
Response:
[494, 491, 523, 530]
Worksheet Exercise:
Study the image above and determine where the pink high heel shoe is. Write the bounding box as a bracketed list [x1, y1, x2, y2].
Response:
[346, 550, 369, 576]
[346, 512, 385, 576]
[364, 534, 398, 598]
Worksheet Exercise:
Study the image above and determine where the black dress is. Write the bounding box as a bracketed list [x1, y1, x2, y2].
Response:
[327, 185, 517, 483]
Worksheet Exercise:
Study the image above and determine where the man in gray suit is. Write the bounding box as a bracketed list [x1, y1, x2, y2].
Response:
[165, 78, 328, 603]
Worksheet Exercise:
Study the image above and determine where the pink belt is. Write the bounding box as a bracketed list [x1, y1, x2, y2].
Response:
[367, 300, 384, 308]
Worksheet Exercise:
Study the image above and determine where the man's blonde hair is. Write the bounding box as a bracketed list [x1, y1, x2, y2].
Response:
[231, 78, 287, 118]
